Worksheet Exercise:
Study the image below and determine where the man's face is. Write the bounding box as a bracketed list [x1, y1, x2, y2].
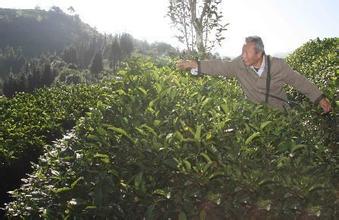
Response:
[241, 42, 262, 66]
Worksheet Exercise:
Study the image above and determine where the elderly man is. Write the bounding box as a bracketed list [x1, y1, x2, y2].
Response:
[176, 36, 332, 113]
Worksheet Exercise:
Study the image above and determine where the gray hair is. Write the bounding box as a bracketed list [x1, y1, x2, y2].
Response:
[245, 36, 265, 54]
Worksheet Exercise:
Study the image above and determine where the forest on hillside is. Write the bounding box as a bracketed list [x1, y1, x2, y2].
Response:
[0, 7, 180, 97]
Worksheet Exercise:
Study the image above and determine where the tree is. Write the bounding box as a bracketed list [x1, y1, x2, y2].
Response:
[151, 42, 178, 56]
[67, 6, 75, 15]
[90, 52, 103, 75]
[109, 37, 122, 71]
[49, 6, 64, 14]
[41, 62, 54, 86]
[0, 47, 26, 78]
[17, 73, 27, 93]
[3, 72, 19, 97]
[167, 0, 229, 58]
[119, 33, 134, 59]
[62, 46, 78, 65]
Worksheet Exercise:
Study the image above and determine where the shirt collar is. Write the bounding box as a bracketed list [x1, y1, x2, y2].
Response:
[251, 55, 266, 76]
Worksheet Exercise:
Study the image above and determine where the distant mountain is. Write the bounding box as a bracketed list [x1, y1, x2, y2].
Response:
[0, 7, 101, 57]
[0, 7, 179, 59]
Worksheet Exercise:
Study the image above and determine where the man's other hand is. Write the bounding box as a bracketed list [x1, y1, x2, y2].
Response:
[176, 60, 198, 71]
[319, 97, 332, 113]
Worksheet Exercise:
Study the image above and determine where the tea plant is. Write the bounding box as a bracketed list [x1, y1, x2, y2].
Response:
[5, 46, 337, 219]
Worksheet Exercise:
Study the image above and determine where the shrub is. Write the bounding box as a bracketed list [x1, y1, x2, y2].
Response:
[0, 83, 117, 216]
[5, 52, 337, 219]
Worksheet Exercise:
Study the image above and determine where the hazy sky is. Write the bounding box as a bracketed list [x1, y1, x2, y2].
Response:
[1, 0, 338, 57]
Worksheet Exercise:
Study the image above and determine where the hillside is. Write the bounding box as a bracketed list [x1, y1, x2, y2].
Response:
[0, 7, 100, 57]
[0, 7, 178, 96]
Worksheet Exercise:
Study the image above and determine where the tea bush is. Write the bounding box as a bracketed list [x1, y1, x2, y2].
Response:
[0, 85, 114, 166]
[285, 37, 338, 105]
[0, 83, 117, 215]
[5, 40, 337, 219]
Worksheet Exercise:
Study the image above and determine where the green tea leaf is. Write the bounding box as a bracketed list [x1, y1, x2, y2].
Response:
[138, 87, 147, 95]
[260, 121, 272, 130]
[245, 132, 260, 145]
[53, 187, 71, 194]
[183, 159, 191, 171]
[94, 153, 110, 164]
[71, 177, 84, 189]
[201, 97, 211, 108]
[200, 152, 212, 163]
[220, 104, 229, 114]
[291, 144, 306, 153]
[194, 124, 202, 141]
[106, 126, 134, 143]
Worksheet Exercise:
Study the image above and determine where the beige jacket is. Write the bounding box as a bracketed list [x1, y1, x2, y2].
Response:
[198, 55, 324, 110]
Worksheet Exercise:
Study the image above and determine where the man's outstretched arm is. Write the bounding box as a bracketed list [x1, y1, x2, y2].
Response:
[176, 59, 238, 77]
[281, 60, 332, 113]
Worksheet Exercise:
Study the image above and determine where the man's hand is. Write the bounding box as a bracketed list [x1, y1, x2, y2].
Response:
[319, 97, 332, 113]
[176, 60, 198, 71]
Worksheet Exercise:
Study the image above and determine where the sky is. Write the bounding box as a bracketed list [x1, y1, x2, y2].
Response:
[0, 0, 338, 57]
